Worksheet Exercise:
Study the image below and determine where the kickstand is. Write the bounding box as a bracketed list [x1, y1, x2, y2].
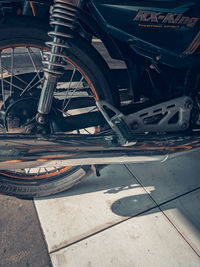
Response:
[91, 165, 101, 177]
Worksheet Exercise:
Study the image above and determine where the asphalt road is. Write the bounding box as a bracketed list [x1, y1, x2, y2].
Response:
[0, 195, 52, 267]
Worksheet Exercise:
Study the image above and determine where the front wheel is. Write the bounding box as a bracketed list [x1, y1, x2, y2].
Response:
[0, 16, 114, 198]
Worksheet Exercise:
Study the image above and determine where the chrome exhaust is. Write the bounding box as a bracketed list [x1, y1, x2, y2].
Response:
[0, 132, 199, 170]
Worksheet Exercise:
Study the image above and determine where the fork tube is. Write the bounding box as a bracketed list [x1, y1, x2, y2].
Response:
[38, 73, 58, 114]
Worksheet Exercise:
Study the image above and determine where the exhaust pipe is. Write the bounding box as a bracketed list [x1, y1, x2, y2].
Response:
[0, 132, 199, 170]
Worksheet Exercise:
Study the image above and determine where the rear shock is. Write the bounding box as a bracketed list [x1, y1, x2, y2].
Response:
[37, 0, 80, 118]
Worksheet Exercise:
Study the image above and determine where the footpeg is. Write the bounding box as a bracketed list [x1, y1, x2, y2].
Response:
[96, 100, 133, 145]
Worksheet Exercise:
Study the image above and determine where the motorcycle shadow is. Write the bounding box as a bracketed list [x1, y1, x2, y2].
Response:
[42, 152, 200, 244]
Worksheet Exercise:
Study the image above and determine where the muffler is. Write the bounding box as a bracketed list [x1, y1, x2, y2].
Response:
[0, 132, 199, 170]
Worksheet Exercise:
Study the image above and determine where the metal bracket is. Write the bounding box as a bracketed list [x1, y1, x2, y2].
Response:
[96, 100, 133, 145]
[125, 96, 193, 133]
[97, 96, 193, 145]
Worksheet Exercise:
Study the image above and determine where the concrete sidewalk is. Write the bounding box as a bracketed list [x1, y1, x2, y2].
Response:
[33, 150, 200, 267]
[1, 151, 200, 266]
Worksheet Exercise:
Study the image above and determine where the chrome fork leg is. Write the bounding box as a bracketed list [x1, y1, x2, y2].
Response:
[37, 73, 58, 115]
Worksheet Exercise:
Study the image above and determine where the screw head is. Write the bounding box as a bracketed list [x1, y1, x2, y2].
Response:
[181, 122, 188, 129]
[130, 121, 138, 130]
[185, 100, 193, 109]
[156, 55, 161, 61]
[36, 114, 48, 125]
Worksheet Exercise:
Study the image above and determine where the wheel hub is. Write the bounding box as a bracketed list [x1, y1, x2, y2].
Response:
[0, 93, 50, 134]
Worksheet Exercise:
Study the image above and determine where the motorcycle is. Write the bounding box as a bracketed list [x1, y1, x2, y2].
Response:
[0, 0, 200, 198]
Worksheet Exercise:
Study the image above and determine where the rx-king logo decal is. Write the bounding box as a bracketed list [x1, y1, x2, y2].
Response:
[133, 10, 200, 28]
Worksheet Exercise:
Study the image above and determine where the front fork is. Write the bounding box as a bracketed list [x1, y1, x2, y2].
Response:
[38, 73, 58, 116]
[36, 0, 80, 123]
[36, 73, 58, 124]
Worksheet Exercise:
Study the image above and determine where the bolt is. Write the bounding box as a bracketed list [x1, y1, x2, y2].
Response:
[185, 100, 193, 109]
[130, 121, 139, 130]
[36, 114, 48, 125]
[38, 117, 45, 124]
[25, 124, 35, 134]
[181, 122, 188, 129]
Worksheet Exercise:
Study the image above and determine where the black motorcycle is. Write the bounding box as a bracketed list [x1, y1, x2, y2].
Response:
[0, 0, 200, 198]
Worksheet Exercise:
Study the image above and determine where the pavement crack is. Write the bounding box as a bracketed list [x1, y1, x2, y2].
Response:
[124, 164, 200, 258]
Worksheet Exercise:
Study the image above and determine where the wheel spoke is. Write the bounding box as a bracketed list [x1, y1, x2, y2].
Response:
[9, 48, 14, 96]
[2, 63, 34, 94]
[44, 167, 49, 174]
[63, 76, 84, 112]
[62, 66, 76, 111]
[3, 78, 24, 91]
[3, 66, 28, 85]
[37, 168, 41, 176]
[88, 106, 97, 113]
[27, 47, 42, 80]
[0, 51, 6, 107]
[20, 72, 40, 96]
[23, 76, 43, 92]
[19, 48, 44, 95]
[82, 128, 92, 134]
[31, 47, 43, 66]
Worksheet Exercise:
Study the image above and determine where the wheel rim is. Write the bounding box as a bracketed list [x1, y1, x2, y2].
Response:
[0, 44, 101, 180]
